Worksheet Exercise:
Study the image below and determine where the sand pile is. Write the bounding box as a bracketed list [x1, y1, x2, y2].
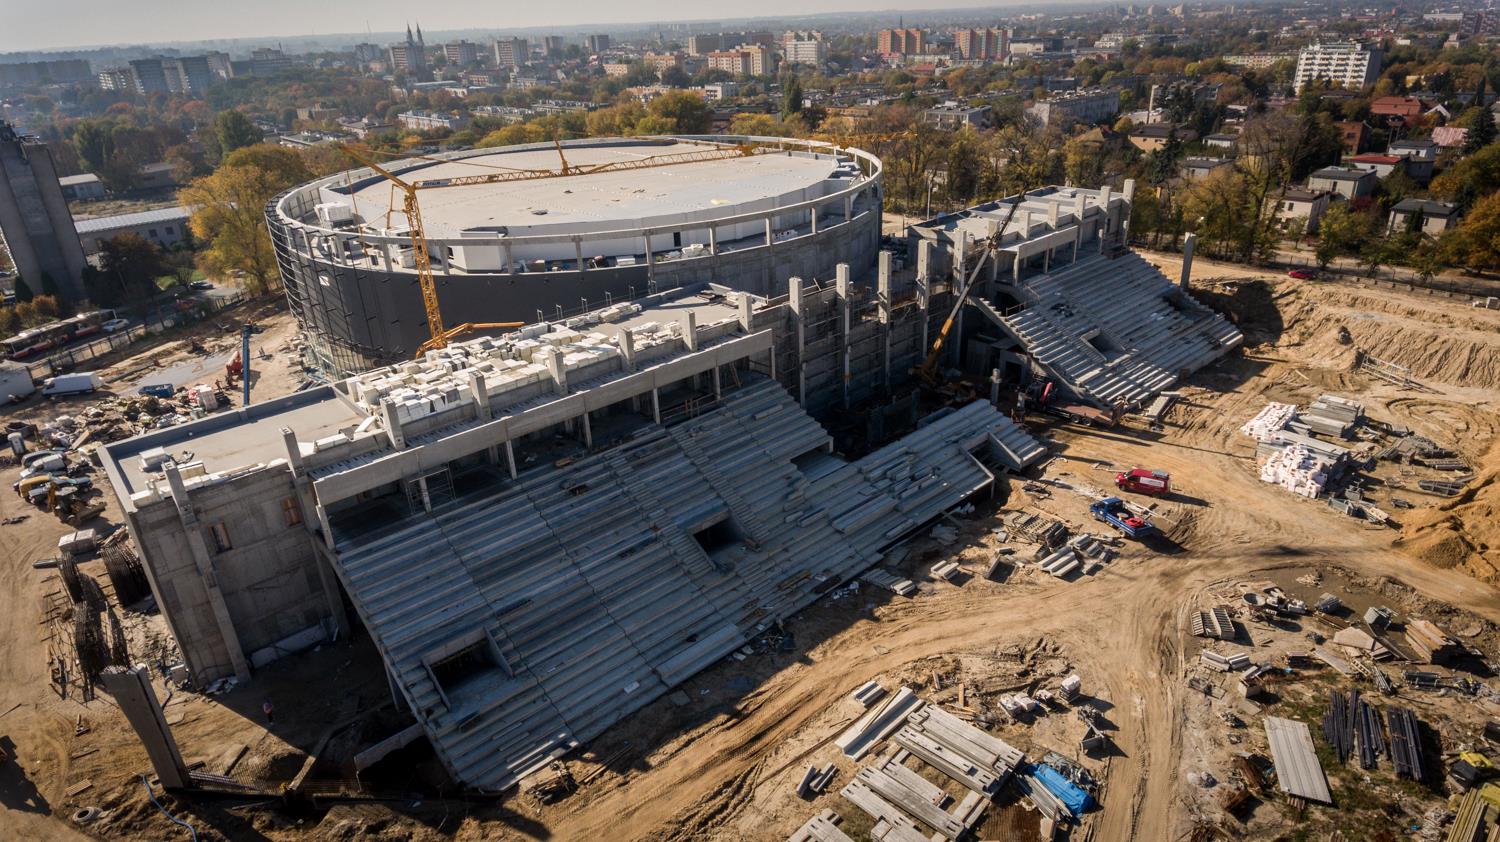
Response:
[1274, 285, 1500, 390]
[1394, 440, 1500, 584]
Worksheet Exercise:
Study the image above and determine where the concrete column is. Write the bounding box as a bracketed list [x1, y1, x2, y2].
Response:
[468, 373, 491, 421]
[708, 226, 718, 255]
[844, 193, 853, 221]
[280, 427, 305, 477]
[991, 368, 1001, 406]
[1098, 185, 1114, 252]
[644, 232, 654, 283]
[504, 439, 517, 479]
[1121, 178, 1136, 242]
[163, 461, 251, 683]
[1179, 232, 1197, 290]
[811, 206, 819, 234]
[788, 275, 807, 406]
[836, 263, 851, 408]
[581, 412, 593, 449]
[1074, 193, 1087, 227]
[540, 347, 568, 395]
[379, 399, 405, 449]
[502, 238, 513, 274]
[679, 310, 698, 352]
[952, 233, 968, 283]
[915, 242, 932, 364]
[737, 294, 753, 333]
[1123, 177, 1136, 202]
[1048, 201, 1060, 229]
[574, 237, 585, 273]
[712, 365, 721, 399]
[619, 328, 637, 371]
[764, 218, 774, 248]
[651, 387, 662, 423]
[878, 252, 893, 392]
[100, 666, 189, 790]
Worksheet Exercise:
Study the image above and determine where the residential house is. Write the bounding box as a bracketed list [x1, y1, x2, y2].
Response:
[1387, 198, 1460, 235]
[1431, 126, 1468, 148]
[1179, 157, 1234, 180]
[1128, 123, 1197, 152]
[1344, 153, 1405, 179]
[58, 173, 106, 202]
[1276, 188, 1332, 234]
[921, 102, 993, 130]
[1307, 166, 1378, 200]
[1386, 138, 1438, 182]
[1334, 121, 1368, 154]
[1203, 132, 1238, 151]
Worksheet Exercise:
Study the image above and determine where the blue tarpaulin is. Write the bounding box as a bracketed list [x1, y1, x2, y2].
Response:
[1029, 763, 1095, 817]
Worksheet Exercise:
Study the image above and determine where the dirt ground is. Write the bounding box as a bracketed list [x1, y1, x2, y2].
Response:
[3, 262, 1500, 841]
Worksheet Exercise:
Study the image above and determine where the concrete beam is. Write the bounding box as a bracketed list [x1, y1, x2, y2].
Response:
[100, 666, 189, 790]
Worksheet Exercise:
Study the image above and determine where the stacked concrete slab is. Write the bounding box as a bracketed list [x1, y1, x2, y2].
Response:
[329, 380, 1045, 792]
[994, 253, 1242, 407]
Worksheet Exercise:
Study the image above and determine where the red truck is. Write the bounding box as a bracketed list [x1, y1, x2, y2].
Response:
[1115, 468, 1171, 497]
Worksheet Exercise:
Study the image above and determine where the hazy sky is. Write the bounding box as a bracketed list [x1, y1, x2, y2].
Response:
[3, 0, 1015, 53]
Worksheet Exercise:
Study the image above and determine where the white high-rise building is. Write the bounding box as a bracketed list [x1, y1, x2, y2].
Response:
[1293, 42, 1381, 93]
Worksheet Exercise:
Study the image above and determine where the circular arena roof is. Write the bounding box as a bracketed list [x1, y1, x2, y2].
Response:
[332, 138, 849, 239]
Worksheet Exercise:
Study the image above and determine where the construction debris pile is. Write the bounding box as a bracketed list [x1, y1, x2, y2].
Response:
[792, 678, 1101, 841]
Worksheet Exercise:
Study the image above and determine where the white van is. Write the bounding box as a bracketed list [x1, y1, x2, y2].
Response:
[40, 372, 103, 397]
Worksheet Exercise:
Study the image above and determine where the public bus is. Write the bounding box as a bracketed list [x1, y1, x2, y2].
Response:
[0, 310, 116, 360]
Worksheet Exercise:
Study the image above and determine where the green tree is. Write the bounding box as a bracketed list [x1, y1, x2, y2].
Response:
[782, 77, 804, 121]
[98, 233, 167, 308]
[647, 91, 712, 134]
[1314, 203, 1374, 269]
[179, 148, 311, 295]
[213, 111, 263, 157]
[1438, 188, 1500, 271]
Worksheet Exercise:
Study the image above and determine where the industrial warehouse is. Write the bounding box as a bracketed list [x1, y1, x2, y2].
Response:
[9, 136, 1500, 842]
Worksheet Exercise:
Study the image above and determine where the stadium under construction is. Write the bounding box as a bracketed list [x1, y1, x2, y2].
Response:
[103, 173, 1244, 794]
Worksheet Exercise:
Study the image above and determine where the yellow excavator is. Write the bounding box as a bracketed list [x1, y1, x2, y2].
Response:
[340, 139, 772, 357]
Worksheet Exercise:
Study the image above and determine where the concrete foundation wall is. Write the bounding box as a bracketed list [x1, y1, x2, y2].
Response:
[125, 465, 333, 684]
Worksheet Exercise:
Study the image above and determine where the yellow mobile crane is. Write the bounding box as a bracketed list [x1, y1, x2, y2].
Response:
[339, 140, 772, 356]
[916, 192, 1027, 385]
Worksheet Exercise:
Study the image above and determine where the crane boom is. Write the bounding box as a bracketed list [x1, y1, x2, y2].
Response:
[917, 193, 1027, 382]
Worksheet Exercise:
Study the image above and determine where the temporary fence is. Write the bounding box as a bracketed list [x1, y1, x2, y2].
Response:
[18, 293, 248, 381]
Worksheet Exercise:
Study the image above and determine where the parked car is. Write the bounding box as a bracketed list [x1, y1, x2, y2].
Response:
[1286, 268, 1318, 280]
[101, 318, 129, 333]
[189, 280, 214, 290]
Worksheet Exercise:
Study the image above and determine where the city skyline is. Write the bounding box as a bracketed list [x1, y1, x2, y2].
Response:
[3, 0, 1047, 53]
